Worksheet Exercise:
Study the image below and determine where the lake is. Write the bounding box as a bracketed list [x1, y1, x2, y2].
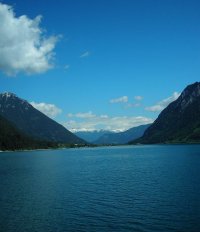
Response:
[0, 145, 200, 232]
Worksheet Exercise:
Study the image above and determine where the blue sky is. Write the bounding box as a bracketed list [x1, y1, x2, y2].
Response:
[0, 0, 200, 131]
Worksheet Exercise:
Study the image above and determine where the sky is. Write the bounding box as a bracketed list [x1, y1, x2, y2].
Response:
[0, 0, 200, 131]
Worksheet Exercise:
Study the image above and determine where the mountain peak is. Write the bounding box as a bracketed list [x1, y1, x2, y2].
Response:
[1, 92, 17, 98]
[0, 92, 30, 110]
[181, 82, 200, 98]
[0, 93, 85, 144]
[175, 82, 200, 111]
[132, 82, 200, 144]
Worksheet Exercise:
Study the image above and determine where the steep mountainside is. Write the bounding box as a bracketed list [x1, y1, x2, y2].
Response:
[130, 82, 200, 144]
[94, 124, 151, 145]
[0, 93, 85, 144]
[0, 115, 57, 151]
[75, 130, 114, 143]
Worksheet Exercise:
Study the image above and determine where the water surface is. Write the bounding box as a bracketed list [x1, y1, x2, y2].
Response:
[0, 145, 200, 231]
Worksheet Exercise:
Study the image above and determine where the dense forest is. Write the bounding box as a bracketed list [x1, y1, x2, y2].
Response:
[0, 115, 58, 151]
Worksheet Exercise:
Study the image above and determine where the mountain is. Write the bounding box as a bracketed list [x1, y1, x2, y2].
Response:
[94, 124, 151, 145]
[75, 130, 114, 143]
[130, 82, 200, 144]
[0, 93, 85, 144]
[0, 114, 57, 151]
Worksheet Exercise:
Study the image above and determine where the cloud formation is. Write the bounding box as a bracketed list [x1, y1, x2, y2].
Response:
[145, 92, 180, 112]
[110, 95, 143, 109]
[31, 102, 62, 118]
[110, 96, 128, 104]
[65, 111, 153, 132]
[80, 51, 90, 58]
[0, 3, 58, 75]
[67, 111, 96, 119]
[125, 103, 141, 108]
[134, 96, 143, 101]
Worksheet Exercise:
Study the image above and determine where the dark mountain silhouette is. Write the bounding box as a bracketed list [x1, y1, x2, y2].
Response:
[0, 93, 85, 144]
[130, 82, 200, 144]
[0, 114, 57, 151]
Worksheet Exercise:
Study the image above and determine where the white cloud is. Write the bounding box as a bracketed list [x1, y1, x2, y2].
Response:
[125, 103, 141, 108]
[75, 111, 96, 119]
[134, 96, 143, 101]
[30, 102, 62, 118]
[0, 3, 59, 76]
[145, 92, 180, 112]
[67, 113, 74, 118]
[64, 112, 153, 132]
[110, 96, 128, 104]
[100, 114, 109, 119]
[80, 51, 90, 58]
[67, 111, 96, 119]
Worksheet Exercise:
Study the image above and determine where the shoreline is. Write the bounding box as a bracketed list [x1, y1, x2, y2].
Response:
[1, 142, 200, 153]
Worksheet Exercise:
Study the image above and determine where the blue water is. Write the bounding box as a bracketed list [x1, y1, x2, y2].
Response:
[0, 145, 200, 232]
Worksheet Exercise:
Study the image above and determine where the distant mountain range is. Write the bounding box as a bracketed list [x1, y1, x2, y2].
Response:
[75, 125, 151, 145]
[93, 124, 151, 145]
[75, 130, 114, 143]
[1, 81, 200, 150]
[130, 82, 200, 144]
[0, 93, 85, 148]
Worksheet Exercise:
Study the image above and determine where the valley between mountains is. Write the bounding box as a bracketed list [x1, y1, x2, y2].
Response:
[1, 82, 200, 151]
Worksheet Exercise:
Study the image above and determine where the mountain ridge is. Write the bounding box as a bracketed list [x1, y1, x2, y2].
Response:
[0, 92, 86, 144]
[75, 130, 114, 143]
[0, 114, 58, 151]
[130, 82, 200, 144]
[94, 124, 151, 145]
